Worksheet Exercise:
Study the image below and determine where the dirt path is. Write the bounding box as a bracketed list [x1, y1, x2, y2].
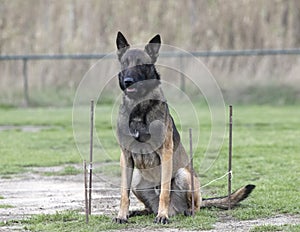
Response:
[0, 167, 299, 231]
[0, 166, 139, 222]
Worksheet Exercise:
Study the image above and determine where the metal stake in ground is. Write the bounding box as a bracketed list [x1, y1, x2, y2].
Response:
[228, 105, 233, 210]
[84, 160, 89, 224]
[189, 128, 195, 217]
[89, 100, 94, 215]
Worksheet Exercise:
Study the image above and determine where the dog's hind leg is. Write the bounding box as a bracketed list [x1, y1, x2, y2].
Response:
[169, 168, 201, 216]
[130, 168, 201, 218]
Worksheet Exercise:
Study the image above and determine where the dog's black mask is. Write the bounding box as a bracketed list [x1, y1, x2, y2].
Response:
[116, 32, 161, 98]
[118, 64, 160, 98]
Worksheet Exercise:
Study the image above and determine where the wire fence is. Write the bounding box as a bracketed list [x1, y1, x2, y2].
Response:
[1, 48, 300, 106]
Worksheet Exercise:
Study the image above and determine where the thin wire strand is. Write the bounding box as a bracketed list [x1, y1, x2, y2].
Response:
[201, 170, 232, 188]
[88, 170, 233, 193]
[4, 171, 233, 193]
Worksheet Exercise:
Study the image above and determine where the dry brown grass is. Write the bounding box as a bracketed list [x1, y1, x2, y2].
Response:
[1, 0, 300, 106]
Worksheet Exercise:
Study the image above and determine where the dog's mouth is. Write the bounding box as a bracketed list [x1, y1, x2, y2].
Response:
[126, 87, 137, 93]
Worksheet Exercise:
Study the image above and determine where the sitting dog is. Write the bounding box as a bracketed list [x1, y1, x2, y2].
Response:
[114, 31, 255, 224]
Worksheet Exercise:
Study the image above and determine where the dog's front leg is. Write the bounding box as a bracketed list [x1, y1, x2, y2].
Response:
[155, 126, 173, 224]
[114, 151, 133, 223]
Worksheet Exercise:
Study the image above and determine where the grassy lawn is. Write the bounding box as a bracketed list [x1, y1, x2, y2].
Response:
[0, 108, 80, 175]
[0, 104, 299, 231]
[250, 224, 300, 232]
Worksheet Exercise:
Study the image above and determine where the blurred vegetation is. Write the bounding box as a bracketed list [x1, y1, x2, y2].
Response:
[0, 0, 300, 106]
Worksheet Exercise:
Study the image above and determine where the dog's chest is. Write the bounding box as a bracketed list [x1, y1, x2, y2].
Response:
[132, 152, 160, 169]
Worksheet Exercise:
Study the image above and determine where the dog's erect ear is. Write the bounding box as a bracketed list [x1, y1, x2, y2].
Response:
[145, 34, 161, 63]
[116, 31, 130, 61]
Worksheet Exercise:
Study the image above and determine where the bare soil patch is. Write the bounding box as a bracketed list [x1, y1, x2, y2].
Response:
[0, 167, 299, 231]
[0, 166, 140, 222]
[0, 125, 55, 132]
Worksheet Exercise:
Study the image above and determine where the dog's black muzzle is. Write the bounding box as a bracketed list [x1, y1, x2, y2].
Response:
[123, 77, 135, 89]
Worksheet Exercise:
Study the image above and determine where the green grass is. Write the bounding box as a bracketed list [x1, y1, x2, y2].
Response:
[42, 166, 81, 176]
[225, 84, 300, 105]
[20, 210, 216, 232]
[196, 105, 300, 220]
[0, 104, 300, 230]
[0, 107, 79, 175]
[250, 224, 300, 232]
[0, 204, 14, 208]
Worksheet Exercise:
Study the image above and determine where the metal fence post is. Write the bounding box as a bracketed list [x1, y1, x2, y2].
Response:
[22, 58, 29, 107]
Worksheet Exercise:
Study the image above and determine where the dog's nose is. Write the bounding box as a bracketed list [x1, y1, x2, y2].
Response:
[124, 77, 134, 88]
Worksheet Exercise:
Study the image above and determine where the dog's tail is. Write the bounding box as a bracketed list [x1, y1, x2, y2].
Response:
[200, 184, 255, 209]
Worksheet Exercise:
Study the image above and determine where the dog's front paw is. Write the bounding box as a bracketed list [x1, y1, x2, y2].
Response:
[113, 217, 128, 224]
[154, 215, 169, 224]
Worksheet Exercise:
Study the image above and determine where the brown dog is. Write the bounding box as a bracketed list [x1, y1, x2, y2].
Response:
[114, 32, 255, 224]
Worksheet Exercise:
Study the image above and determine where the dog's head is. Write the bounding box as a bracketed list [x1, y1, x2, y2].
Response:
[116, 32, 161, 98]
